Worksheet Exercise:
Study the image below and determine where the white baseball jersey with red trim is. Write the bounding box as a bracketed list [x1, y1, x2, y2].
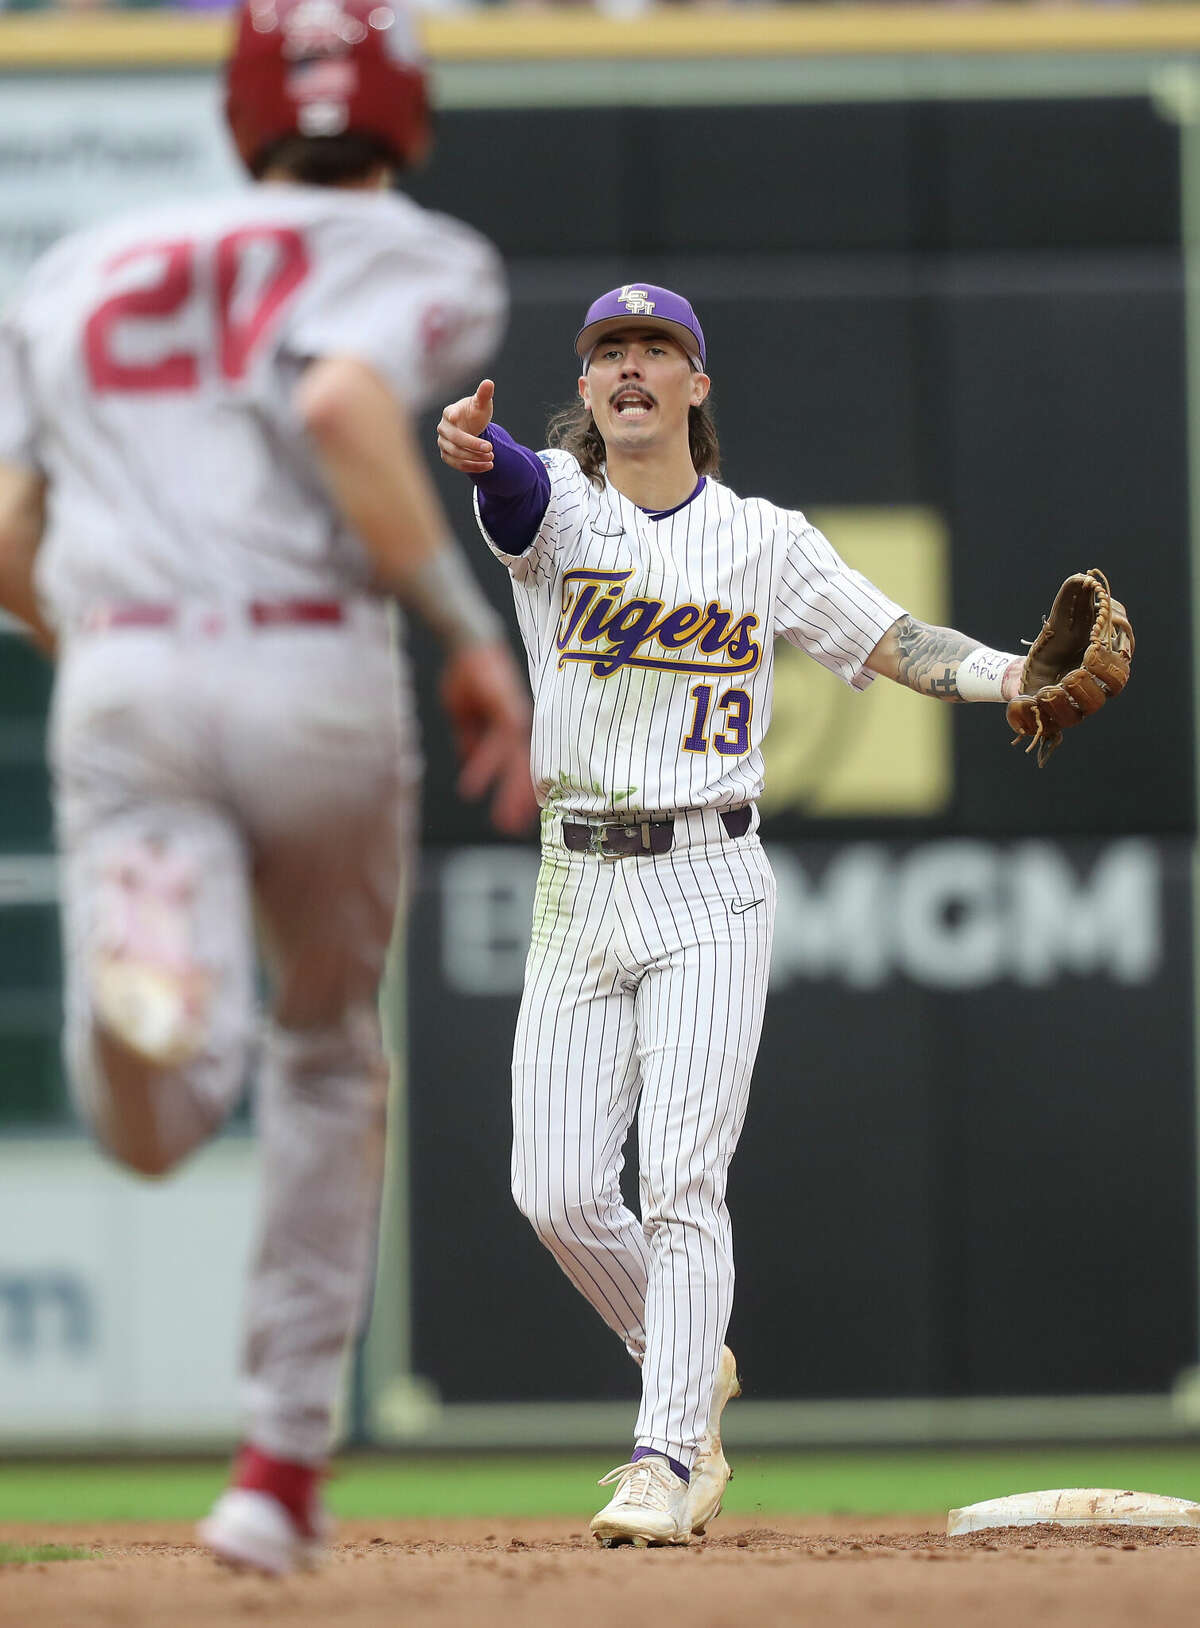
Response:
[0, 183, 505, 623]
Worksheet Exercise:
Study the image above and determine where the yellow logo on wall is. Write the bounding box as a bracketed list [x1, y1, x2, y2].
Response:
[760, 507, 952, 818]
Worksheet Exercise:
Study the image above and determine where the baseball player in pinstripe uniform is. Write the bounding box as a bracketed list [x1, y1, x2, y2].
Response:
[438, 283, 1026, 1547]
[0, 0, 533, 1576]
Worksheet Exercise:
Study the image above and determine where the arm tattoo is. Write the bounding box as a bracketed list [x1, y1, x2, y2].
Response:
[890, 615, 980, 702]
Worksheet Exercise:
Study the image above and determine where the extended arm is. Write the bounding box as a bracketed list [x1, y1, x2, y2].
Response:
[436, 379, 550, 554]
[866, 614, 1023, 703]
[0, 460, 53, 655]
[295, 356, 535, 833]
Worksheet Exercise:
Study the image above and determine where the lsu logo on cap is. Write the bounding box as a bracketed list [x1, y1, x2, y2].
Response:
[617, 286, 656, 316]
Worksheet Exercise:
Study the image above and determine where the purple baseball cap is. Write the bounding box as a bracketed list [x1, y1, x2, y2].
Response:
[575, 283, 706, 370]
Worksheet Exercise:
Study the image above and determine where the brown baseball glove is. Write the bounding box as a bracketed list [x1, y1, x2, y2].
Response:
[1006, 568, 1134, 767]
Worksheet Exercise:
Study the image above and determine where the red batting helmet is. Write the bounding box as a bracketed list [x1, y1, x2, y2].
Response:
[225, 0, 431, 176]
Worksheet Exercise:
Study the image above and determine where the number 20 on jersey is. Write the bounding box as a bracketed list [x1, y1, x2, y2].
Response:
[84, 228, 310, 393]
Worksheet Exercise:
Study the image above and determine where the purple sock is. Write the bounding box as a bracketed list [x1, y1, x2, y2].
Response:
[632, 1445, 689, 1485]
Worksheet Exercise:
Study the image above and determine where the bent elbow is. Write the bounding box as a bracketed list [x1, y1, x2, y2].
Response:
[294, 362, 357, 448]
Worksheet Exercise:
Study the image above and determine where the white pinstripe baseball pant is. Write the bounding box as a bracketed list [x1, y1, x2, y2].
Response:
[510, 806, 775, 1467]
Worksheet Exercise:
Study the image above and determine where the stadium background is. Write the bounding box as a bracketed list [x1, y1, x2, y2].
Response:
[0, 8, 1198, 1505]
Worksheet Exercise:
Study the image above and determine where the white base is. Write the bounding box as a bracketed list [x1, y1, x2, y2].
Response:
[947, 1487, 1200, 1536]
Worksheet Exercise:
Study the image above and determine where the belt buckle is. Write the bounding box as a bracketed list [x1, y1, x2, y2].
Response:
[594, 820, 653, 859]
[594, 823, 624, 860]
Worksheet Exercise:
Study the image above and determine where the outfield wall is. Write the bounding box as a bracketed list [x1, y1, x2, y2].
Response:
[406, 839, 1194, 1413]
[0, 1138, 258, 1447]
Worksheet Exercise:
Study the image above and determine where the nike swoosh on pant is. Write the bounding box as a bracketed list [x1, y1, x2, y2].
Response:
[729, 898, 764, 914]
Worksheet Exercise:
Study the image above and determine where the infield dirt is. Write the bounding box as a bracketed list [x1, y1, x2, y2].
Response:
[1, 1514, 1198, 1626]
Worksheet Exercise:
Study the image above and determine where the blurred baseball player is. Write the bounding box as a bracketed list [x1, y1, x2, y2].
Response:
[437, 283, 1032, 1547]
[0, 0, 534, 1576]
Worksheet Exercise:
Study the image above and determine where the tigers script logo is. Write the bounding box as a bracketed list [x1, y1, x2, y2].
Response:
[556, 568, 761, 679]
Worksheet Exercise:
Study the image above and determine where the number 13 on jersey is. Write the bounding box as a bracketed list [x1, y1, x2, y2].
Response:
[682, 683, 752, 756]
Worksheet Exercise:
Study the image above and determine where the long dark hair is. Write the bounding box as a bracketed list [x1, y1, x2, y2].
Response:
[545, 397, 720, 488]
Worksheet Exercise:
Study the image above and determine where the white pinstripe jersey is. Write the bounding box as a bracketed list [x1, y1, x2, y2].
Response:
[0, 184, 505, 625]
[477, 449, 905, 818]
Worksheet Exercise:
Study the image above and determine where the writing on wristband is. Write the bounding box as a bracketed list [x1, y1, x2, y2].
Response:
[956, 645, 1022, 702]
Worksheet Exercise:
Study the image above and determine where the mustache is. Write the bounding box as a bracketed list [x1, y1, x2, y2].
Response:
[608, 387, 657, 408]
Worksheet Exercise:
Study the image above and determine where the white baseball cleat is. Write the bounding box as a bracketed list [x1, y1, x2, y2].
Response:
[687, 1344, 741, 1537]
[197, 1488, 330, 1576]
[590, 1456, 692, 1548]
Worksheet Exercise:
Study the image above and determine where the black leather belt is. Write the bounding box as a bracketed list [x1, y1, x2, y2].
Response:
[562, 804, 752, 858]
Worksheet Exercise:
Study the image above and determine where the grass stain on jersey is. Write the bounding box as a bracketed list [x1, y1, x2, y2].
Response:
[542, 775, 638, 809]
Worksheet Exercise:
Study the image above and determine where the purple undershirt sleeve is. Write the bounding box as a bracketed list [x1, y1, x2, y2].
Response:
[472, 423, 552, 556]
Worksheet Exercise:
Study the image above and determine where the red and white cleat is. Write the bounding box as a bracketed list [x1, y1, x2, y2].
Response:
[198, 1448, 331, 1576]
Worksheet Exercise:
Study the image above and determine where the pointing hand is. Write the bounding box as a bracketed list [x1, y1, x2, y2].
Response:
[436, 379, 496, 475]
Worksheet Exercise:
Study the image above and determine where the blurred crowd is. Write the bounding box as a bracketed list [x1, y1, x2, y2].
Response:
[7, 0, 1195, 11]
[0, 0, 236, 10]
[2, 0, 1192, 12]
[2, 0, 1191, 11]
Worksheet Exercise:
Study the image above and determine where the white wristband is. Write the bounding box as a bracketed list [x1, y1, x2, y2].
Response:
[407, 545, 505, 653]
[956, 645, 1022, 703]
